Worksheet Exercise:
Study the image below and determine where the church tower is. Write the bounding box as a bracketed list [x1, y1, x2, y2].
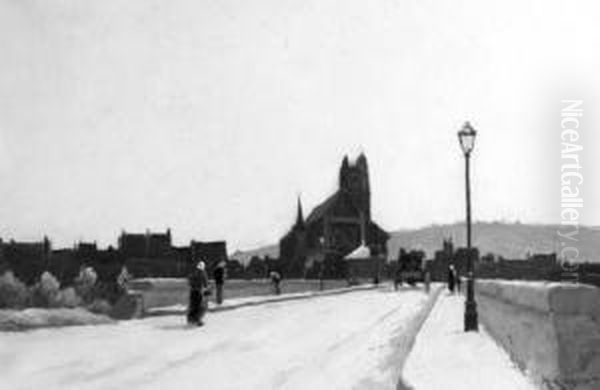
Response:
[339, 153, 371, 221]
[280, 152, 388, 278]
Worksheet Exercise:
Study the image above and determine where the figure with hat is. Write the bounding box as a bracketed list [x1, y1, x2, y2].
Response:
[213, 260, 227, 305]
[187, 259, 210, 326]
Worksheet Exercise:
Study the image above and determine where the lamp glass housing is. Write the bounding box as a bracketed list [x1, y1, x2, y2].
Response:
[458, 122, 477, 155]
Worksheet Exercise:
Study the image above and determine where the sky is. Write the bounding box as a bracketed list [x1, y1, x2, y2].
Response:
[1, 0, 599, 251]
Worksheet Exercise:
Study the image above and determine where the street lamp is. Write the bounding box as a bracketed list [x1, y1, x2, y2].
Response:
[458, 121, 479, 332]
[319, 236, 325, 291]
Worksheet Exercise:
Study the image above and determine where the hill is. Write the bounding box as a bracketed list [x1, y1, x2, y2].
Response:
[230, 245, 279, 265]
[387, 222, 600, 261]
[232, 222, 600, 264]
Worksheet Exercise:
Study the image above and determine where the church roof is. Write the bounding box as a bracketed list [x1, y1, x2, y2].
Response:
[369, 221, 390, 239]
[305, 192, 340, 224]
[304, 192, 389, 241]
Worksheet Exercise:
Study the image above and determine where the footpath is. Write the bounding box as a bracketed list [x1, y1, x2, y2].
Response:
[144, 283, 378, 316]
[400, 290, 538, 390]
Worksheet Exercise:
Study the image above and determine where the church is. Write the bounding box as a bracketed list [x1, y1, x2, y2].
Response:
[279, 153, 389, 278]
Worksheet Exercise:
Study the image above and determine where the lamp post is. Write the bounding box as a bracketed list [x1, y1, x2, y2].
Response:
[319, 236, 325, 291]
[458, 121, 479, 332]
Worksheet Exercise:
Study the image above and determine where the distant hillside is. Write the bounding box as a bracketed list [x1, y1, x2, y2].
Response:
[230, 245, 279, 265]
[387, 222, 600, 261]
[232, 222, 600, 264]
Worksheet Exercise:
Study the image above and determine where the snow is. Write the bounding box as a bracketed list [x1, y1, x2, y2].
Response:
[401, 291, 537, 390]
[0, 308, 113, 331]
[0, 286, 430, 390]
[344, 244, 372, 260]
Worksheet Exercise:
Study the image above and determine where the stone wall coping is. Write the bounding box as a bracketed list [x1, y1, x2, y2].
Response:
[477, 279, 600, 317]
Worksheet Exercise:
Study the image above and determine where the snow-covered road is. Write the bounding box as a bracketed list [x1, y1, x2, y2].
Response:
[0, 286, 432, 390]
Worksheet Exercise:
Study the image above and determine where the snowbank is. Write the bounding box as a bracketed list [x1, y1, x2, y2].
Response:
[476, 279, 600, 390]
[402, 292, 537, 390]
[0, 308, 114, 331]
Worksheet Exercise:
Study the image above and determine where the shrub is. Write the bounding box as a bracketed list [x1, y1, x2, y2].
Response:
[74, 267, 98, 304]
[1, 268, 117, 313]
[56, 287, 82, 308]
[30, 271, 61, 308]
[0, 271, 30, 309]
[87, 299, 112, 315]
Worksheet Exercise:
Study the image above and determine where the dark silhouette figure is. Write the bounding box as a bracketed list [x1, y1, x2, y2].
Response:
[394, 266, 402, 290]
[213, 261, 226, 305]
[188, 261, 209, 326]
[447, 265, 456, 293]
[270, 270, 282, 295]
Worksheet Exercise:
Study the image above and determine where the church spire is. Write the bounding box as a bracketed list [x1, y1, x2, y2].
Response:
[295, 196, 305, 228]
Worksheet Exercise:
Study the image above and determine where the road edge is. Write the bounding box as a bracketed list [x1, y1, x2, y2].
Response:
[144, 283, 380, 317]
[394, 285, 444, 390]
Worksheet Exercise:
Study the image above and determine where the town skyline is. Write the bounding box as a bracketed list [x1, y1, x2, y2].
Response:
[1, 0, 599, 251]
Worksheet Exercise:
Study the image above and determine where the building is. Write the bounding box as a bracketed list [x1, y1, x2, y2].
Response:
[190, 240, 228, 273]
[427, 238, 479, 281]
[0, 238, 5, 274]
[279, 153, 389, 278]
[118, 229, 182, 277]
[118, 229, 173, 259]
[344, 243, 385, 283]
[426, 238, 569, 282]
[1, 229, 229, 282]
[1, 237, 51, 284]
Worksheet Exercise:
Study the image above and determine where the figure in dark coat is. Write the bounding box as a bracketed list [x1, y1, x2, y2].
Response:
[270, 271, 281, 295]
[394, 267, 403, 291]
[448, 265, 456, 293]
[188, 260, 210, 326]
[213, 261, 226, 305]
[424, 271, 431, 294]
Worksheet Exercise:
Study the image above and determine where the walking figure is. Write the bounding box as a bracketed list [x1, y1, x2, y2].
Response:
[270, 270, 281, 295]
[187, 260, 210, 326]
[448, 264, 456, 293]
[394, 266, 402, 290]
[213, 260, 226, 305]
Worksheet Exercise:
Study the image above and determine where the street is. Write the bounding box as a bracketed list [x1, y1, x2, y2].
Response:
[0, 286, 430, 390]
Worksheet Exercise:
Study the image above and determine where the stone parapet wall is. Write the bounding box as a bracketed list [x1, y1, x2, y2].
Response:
[127, 278, 349, 311]
[476, 279, 600, 390]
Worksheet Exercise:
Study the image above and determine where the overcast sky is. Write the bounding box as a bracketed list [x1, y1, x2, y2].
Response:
[1, 0, 599, 250]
